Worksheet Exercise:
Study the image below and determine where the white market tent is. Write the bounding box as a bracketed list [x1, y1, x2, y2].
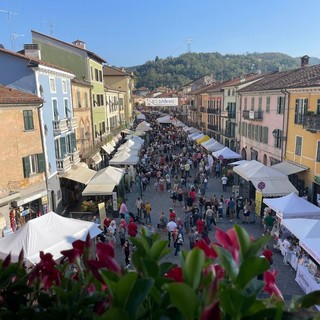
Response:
[136, 121, 152, 132]
[109, 151, 139, 165]
[184, 127, 201, 134]
[101, 143, 115, 155]
[136, 113, 146, 120]
[60, 162, 97, 185]
[212, 147, 241, 160]
[191, 133, 204, 141]
[201, 138, 217, 148]
[204, 141, 224, 152]
[188, 132, 201, 139]
[172, 120, 185, 127]
[156, 115, 172, 124]
[82, 166, 125, 196]
[229, 160, 250, 166]
[300, 238, 320, 264]
[263, 192, 320, 219]
[118, 139, 143, 151]
[116, 145, 139, 156]
[0, 212, 101, 265]
[271, 161, 308, 176]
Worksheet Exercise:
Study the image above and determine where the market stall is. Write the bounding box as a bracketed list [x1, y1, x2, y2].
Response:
[212, 147, 241, 160]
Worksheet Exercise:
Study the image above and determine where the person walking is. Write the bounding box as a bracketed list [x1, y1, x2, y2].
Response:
[228, 197, 236, 222]
[221, 175, 228, 192]
[118, 221, 126, 247]
[204, 206, 214, 231]
[119, 200, 129, 220]
[144, 201, 152, 224]
[123, 240, 131, 267]
[136, 197, 143, 219]
[174, 230, 184, 256]
[128, 218, 138, 238]
[167, 219, 177, 247]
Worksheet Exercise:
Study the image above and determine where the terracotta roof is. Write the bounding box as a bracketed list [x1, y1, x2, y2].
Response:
[0, 47, 73, 74]
[103, 65, 132, 77]
[187, 83, 219, 95]
[0, 85, 43, 104]
[239, 64, 320, 92]
[71, 77, 92, 87]
[31, 30, 106, 63]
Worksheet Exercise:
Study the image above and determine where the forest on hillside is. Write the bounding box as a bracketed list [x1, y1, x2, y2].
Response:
[127, 52, 320, 90]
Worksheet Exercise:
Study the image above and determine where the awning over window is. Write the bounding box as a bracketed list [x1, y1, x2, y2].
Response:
[271, 161, 308, 176]
[91, 152, 102, 165]
[60, 163, 96, 185]
[82, 184, 115, 196]
[101, 143, 115, 154]
[251, 178, 298, 197]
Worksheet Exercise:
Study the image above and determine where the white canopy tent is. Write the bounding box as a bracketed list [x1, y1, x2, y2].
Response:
[300, 238, 320, 265]
[156, 115, 172, 124]
[0, 212, 101, 265]
[229, 160, 250, 166]
[136, 121, 152, 132]
[187, 127, 201, 134]
[136, 113, 146, 120]
[191, 133, 204, 141]
[60, 162, 96, 185]
[271, 161, 308, 176]
[212, 147, 241, 160]
[263, 192, 320, 219]
[201, 138, 217, 148]
[118, 139, 143, 151]
[101, 143, 115, 154]
[172, 120, 185, 127]
[116, 145, 139, 156]
[282, 219, 320, 241]
[204, 141, 224, 152]
[82, 166, 125, 196]
[188, 132, 201, 139]
[109, 151, 139, 165]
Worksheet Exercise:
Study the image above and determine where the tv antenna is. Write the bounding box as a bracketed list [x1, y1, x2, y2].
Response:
[12, 33, 24, 51]
[186, 37, 192, 53]
[42, 19, 55, 36]
[0, 9, 18, 51]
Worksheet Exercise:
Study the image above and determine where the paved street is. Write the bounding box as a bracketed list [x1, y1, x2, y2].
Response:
[114, 165, 304, 301]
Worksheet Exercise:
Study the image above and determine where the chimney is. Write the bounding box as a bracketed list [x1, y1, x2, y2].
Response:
[23, 44, 41, 60]
[72, 40, 86, 49]
[301, 55, 310, 67]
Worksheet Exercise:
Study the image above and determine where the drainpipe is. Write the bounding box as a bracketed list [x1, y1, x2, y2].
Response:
[280, 88, 290, 162]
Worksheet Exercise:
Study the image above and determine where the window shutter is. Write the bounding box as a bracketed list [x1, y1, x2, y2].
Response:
[295, 99, 299, 123]
[37, 153, 45, 173]
[23, 156, 31, 178]
[71, 132, 76, 151]
[60, 137, 66, 158]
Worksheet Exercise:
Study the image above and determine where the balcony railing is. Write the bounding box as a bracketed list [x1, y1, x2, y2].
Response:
[68, 117, 77, 129]
[53, 118, 69, 135]
[242, 110, 263, 120]
[69, 150, 80, 164]
[221, 129, 235, 138]
[304, 114, 320, 132]
[221, 111, 236, 118]
[200, 107, 206, 113]
[208, 124, 217, 131]
[189, 106, 197, 111]
[56, 156, 71, 174]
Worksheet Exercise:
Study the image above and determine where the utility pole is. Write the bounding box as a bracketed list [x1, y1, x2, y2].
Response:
[0, 9, 18, 51]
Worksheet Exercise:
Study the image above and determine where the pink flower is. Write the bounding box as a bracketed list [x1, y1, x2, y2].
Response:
[165, 267, 184, 282]
[201, 301, 221, 320]
[61, 239, 86, 263]
[215, 227, 240, 263]
[194, 239, 217, 259]
[263, 270, 283, 300]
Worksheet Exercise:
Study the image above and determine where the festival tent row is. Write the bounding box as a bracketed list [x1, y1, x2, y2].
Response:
[212, 147, 241, 160]
[0, 211, 101, 265]
[136, 121, 152, 132]
[196, 135, 210, 144]
[183, 126, 201, 134]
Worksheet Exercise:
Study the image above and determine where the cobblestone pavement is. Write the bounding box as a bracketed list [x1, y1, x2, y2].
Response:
[113, 168, 304, 302]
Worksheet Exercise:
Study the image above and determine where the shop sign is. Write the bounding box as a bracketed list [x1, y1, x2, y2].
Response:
[98, 202, 106, 230]
[41, 196, 48, 204]
[314, 176, 320, 185]
[255, 190, 263, 216]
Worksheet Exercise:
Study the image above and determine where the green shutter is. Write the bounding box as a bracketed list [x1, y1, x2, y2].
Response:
[37, 153, 45, 173]
[60, 137, 66, 158]
[71, 132, 76, 151]
[23, 156, 31, 178]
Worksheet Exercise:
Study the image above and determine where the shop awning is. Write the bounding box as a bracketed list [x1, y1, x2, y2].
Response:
[101, 143, 115, 154]
[271, 161, 308, 176]
[60, 163, 96, 185]
[82, 184, 115, 196]
[90, 152, 102, 165]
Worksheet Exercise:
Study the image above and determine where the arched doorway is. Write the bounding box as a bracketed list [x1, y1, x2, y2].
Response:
[263, 154, 267, 165]
[241, 148, 247, 160]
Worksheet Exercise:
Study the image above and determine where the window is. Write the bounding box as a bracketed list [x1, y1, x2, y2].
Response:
[227, 89, 231, 96]
[49, 78, 56, 92]
[84, 92, 89, 108]
[295, 136, 302, 155]
[22, 153, 45, 178]
[274, 129, 282, 149]
[77, 91, 81, 108]
[99, 70, 103, 82]
[317, 99, 320, 115]
[62, 80, 67, 93]
[295, 99, 308, 124]
[64, 99, 71, 118]
[95, 68, 99, 81]
[244, 97, 248, 110]
[317, 141, 320, 162]
[55, 137, 66, 159]
[23, 110, 34, 130]
[258, 97, 262, 110]
[251, 97, 255, 110]
[266, 97, 270, 113]
[53, 99, 59, 119]
[91, 67, 94, 80]
[66, 132, 76, 153]
[262, 127, 268, 144]
[277, 97, 285, 114]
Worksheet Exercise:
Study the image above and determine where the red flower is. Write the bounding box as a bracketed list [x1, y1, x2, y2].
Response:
[28, 252, 61, 289]
[215, 228, 240, 263]
[87, 242, 120, 282]
[263, 270, 283, 300]
[195, 239, 217, 259]
[165, 267, 184, 282]
[201, 301, 220, 320]
[61, 239, 86, 263]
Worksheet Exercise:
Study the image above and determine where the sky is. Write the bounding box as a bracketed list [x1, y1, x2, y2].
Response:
[0, 0, 320, 68]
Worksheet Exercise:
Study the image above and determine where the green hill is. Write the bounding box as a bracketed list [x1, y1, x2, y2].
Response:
[127, 52, 320, 90]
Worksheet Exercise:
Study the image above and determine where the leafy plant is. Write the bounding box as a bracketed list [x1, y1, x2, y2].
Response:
[0, 225, 319, 319]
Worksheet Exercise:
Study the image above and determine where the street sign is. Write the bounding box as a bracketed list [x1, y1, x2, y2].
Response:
[257, 181, 266, 190]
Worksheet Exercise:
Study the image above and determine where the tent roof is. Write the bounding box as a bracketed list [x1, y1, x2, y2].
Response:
[101, 143, 115, 154]
[233, 160, 287, 181]
[197, 135, 210, 144]
[60, 162, 96, 185]
[212, 147, 241, 160]
[201, 138, 217, 147]
[82, 183, 115, 196]
[271, 161, 309, 175]
[109, 151, 139, 165]
[251, 178, 298, 197]
[300, 238, 320, 264]
[204, 141, 224, 152]
[116, 145, 139, 155]
[156, 115, 172, 124]
[191, 133, 204, 141]
[172, 120, 185, 127]
[187, 127, 201, 134]
[136, 113, 146, 120]
[0, 212, 101, 265]
[89, 166, 125, 185]
[263, 192, 320, 219]
[282, 219, 320, 240]
[136, 122, 152, 131]
[119, 139, 142, 150]
[229, 160, 250, 166]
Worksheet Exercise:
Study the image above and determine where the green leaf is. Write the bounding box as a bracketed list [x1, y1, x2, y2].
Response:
[183, 248, 205, 290]
[219, 287, 244, 317]
[117, 272, 138, 307]
[125, 278, 154, 318]
[159, 262, 175, 276]
[165, 283, 199, 320]
[296, 290, 320, 309]
[235, 224, 251, 260]
[141, 258, 160, 278]
[235, 256, 269, 288]
[215, 246, 239, 281]
[100, 307, 129, 319]
[246, 236, 270, 258]
[150, 239, 171, 261]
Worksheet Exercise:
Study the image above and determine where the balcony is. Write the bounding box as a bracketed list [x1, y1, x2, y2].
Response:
[207, 108, 217, 114]
[189, 105, 197, 111]
[53, 118, 69, 136]
[69, 150, 80, 164]
[200, 107, 206, 113]
[221, 129, 235, 138]
[304, 114, 320, 132]
[221, 110, 236, 118]
[56, 156, 71, 174]
[242, 110, 263, 120]
[208, 124, 217, 131]
[67, 117, 78, 130]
